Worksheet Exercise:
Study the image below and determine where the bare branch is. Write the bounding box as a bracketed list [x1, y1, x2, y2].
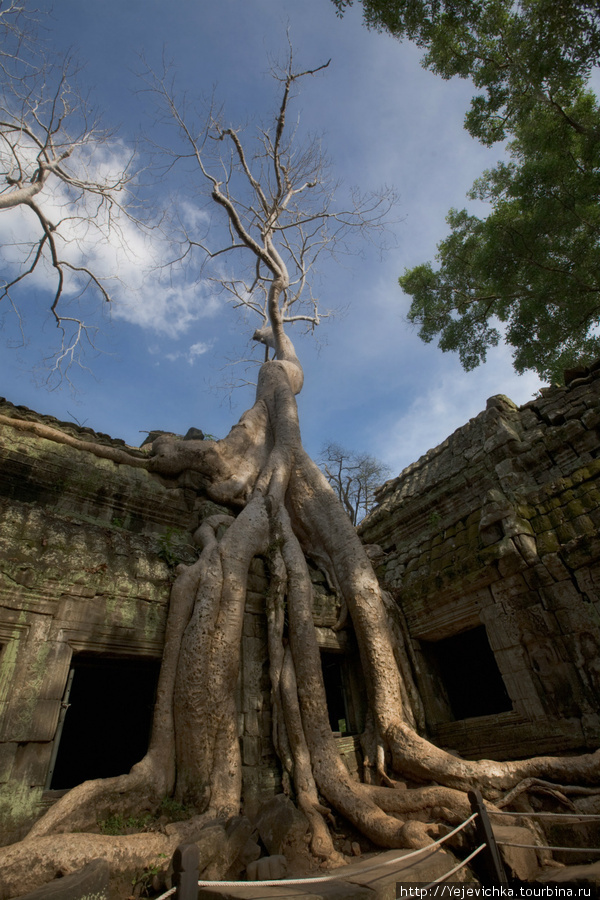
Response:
[143, 45, 396, 378]
[319, 442, 391, 525]
[0, 5, 143, 382]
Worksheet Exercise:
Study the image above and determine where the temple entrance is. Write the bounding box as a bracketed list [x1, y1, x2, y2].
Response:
[48, 655, 160, 790]
[319, 648, 366, 736]
[321, 651, 349, 734]
[421, 625, 512, 721]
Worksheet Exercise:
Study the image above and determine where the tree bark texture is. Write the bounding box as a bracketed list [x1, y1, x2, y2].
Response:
[6, 326, 597, 890]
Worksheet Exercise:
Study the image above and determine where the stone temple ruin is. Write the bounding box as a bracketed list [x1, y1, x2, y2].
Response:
[0, 363, 599, 846]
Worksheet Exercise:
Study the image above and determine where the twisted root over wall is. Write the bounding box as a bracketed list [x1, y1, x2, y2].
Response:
[2, 350, 599, 892]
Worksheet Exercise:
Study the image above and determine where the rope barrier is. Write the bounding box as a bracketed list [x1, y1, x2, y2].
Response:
[421, 843, 487, 890]
[190, 813, 478, 889]
[154, 812, 479, 897]
[153, 844, 487, 900]
[156, 802, 600, 899]
[497, 841, 600, 854]
[490, 810, 600, 820]
[154, 888, 176, 900]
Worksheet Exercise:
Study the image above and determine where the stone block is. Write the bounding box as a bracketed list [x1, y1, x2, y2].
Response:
[4, 699, 60, 742]
[556, 521, 579, 543]
[242, 735, 261, 766]
[0, 742, 17, 783]
[37, 642, 71, 701]
[245, 591, 264, 614]
[542, 553, 570, 581]
[493, 824, 541, 882]
[571, 514, 596, 536]
[531, 513, 552, 533]
[502, 672, 538, 702]
[11, 741, 52, 787]
[496, 541, 528, 577]
[13, 858, 109, 900]
[573, 566, 600, 600]
[246, 854, 287, 881]
[513, 533, 539, 566]
[543, 580, 583, 610]
[494, 647, 527, 675]
[573, 429, 600, 455]
[490, 572, 528, 606]
[200, 815, 256, 881]
[536, 531, 561, 556]
[254, 793, 310, 859]
[244, 710, 260, 737]
[522, 565, 554, 590]
[502, 513, 535, 538]
[581, 407, 600, 428]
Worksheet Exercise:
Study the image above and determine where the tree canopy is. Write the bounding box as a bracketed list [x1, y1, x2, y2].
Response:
[334, 0, 600, 382]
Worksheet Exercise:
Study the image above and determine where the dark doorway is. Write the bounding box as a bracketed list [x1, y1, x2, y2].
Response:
[421, 626, 512, 720]
[320, 651, 350, 734]
[50, 655, 160, 789]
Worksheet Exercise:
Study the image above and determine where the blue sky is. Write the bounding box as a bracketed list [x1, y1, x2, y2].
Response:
[0, 0, 546, 475]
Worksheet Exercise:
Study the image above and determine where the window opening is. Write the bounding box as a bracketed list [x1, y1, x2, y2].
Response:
[320, 651, 351, 735]
[49, 655, 160, 790]
[421, 626, 512, 720]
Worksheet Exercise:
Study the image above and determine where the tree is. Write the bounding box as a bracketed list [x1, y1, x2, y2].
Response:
[319, 441, 391, 525]
[0, 1, 137, 378]
[2, 47, 599, 890]
[333, 0, 600, 382]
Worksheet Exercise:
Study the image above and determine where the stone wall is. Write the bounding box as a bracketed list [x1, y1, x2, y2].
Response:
[0, 399, 350, 843]
[360, 365, 600, 760]
[0, 401, 286, 843]
[2, 361, 600, 842]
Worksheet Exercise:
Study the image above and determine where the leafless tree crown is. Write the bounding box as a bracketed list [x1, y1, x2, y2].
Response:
[142, 48, 397, 357]
[0, 2, 138, 380]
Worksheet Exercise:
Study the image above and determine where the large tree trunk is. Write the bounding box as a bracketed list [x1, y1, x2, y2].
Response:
[9, 329, 597, 892]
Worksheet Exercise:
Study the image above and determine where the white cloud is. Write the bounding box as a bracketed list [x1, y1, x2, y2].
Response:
[0, 138, 221, 340]
[377, 347, 542, 476]
[162, 339, 213, 364]
[188, 340, 211, 360]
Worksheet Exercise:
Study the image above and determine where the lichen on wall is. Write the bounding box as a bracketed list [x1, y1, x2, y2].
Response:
[0, 399, 199, 842]
[360, 364, 600, 760]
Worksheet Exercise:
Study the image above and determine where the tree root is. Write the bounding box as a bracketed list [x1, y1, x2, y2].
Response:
[7, 344, 599, 881]
[1, 819, 228, 898]
[498, 777, 600, 809]
[0, 413, 149, 467]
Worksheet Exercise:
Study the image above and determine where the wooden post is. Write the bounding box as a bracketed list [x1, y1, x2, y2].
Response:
[172, 843, 199, 900]
[468, 788, 509, 886]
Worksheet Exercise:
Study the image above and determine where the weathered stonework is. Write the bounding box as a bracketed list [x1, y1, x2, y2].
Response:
[0, 400, 345, 843]
[0, 399, 199, 842]
[1, 361, 599, 845]
[360, 366, 600, 760]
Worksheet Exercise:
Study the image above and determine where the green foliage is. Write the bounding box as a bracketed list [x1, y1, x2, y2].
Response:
[157, 526, 187, 567]
[335, 0, 600, 381]
[131, 854, 168, 899]
[428, 510, 442, 527]
[98, 796, 192, 837]
[98, 812, 152, 835]
[156, 795, 193, 821]
[403, 89, 600, 382]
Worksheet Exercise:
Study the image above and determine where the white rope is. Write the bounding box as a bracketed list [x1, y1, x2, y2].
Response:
[153, 812, 478, 896]
[192, 812, 478, 889]
[153, 888, 176, 900]
[497, 841, 600, 854]
[421, 843, 487, 890]
[491, 810, 600, 820]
